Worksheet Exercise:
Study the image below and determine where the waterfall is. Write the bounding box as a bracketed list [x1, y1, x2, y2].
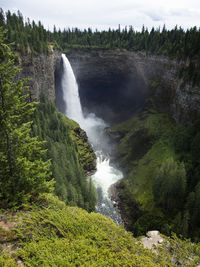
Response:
[61, 53, 123, 224]
[61, 54, 84, 124]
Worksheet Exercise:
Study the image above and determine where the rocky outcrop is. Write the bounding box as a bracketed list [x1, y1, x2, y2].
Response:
[66, 50, 200, 124]
[17, 51, 62, 102]
[62, 115, 97, 175]
[140, 230, 164, 250]
[140, 231, 200, 266]
[73, 126, 96, 175]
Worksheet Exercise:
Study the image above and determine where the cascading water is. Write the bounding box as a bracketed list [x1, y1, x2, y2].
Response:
[61, 54, 122, 224]
[61, 55, 84, 124]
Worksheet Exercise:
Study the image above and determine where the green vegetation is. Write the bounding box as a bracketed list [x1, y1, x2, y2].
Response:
[112, 106, 200, 240]
[1, 9, 200, 84]
[0, 29, 54, 208]
[32, 96, 97, 211]
[0, 27, 96, 212]
[0, 10, 49, 54]
[64, 116, 96, 173]
[153, 158, 186, 213]
[1, 194, 200, 266]
[52, 25, 200, 63]
[0, 9, 200, 265]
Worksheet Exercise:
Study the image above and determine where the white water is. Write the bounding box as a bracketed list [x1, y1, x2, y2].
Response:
[61, 54, 123, 224]
[61, 55, 84, 123]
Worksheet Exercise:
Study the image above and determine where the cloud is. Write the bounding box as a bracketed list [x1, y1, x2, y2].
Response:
[169, 7, 200, 18]
[140, 8, 166, 22]
[1, 0, 200, 31]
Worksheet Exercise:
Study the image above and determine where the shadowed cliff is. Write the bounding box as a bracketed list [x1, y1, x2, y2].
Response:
[18, 50, 199, 125]
[62, 50, 200, 125]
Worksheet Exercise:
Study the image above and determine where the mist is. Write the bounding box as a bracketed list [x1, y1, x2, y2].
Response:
[60, 53, 123, 224]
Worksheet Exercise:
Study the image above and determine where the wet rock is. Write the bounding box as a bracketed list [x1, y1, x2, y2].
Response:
[104, 127, 124, 141]
[109, 182, 121, 203]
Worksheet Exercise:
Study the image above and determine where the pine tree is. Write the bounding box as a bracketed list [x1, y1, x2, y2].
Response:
[0, 8, 5, 27]
[153, 158, 186, 214]
[0, 29, 54, 208]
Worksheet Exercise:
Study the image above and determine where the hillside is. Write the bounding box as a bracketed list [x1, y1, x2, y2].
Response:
[1, 194, 200, 266]
[32, 96, 97, 210]
[111, 105, 200, 240]
[0, 9, 200, 266]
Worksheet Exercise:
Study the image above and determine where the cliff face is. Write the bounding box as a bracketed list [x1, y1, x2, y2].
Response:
[17, 50, 199, 125]
[18, 51, 62, 102]
[67, 50, 200, 124]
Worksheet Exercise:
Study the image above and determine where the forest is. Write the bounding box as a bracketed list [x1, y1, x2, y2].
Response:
[0, 8, 200, 243]
[112, 109, 200, 241]
[32, 96, 97, 211]
[0, 28, 97, 211]
[1, 6, 200, 266]
[1, 8, 200, 85]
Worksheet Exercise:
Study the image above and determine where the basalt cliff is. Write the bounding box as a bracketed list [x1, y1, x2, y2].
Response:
[18, 50, 199, 125]
[17, 50, 62, 102]
[66, 50, 199, 124]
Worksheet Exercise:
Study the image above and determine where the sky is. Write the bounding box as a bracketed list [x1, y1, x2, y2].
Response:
[1, 0, 200, 31]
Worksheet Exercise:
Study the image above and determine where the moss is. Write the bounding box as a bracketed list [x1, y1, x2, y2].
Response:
[0, 254, 17, 267]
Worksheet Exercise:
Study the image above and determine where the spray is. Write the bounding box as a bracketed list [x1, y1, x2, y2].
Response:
[61, 54, 123, 224]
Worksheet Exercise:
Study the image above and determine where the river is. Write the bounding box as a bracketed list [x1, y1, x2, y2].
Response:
[61, 53, 123, 224]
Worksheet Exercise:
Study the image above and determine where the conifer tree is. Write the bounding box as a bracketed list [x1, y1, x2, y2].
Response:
[153, 158, 186, 213]
[0, 29, 54, 208]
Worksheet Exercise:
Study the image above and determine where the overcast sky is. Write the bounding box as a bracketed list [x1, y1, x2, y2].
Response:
[1, 0, 200, 31]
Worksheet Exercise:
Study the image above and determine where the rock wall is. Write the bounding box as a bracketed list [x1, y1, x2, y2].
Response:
[66, 50, 200, 124]
[17, 49, 199, 125]
[18, 51, 62, 102]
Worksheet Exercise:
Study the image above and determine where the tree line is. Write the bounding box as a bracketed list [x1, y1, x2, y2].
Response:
[1, 8, 200, 84]
[0, 9, 49, 54]
[1, 8, 200, 60]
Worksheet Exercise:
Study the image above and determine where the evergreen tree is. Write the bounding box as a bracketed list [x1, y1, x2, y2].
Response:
[153, 158, 186, 214]
[1, 8, 200, 85]
[0, 8, 5, 27]
[0, 29, 54, 208]
[32, 96, 97, 211]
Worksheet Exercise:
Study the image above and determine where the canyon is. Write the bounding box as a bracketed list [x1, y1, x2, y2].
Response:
[18, 49, 199, 125]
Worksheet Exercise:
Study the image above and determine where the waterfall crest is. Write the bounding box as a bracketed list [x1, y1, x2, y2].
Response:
[61, 53, 123, 224]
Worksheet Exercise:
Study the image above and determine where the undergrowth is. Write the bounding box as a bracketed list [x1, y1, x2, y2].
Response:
[1, 194, 200, 266]
[112, 108, 200, 239]
[0, 194, 160, 266]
